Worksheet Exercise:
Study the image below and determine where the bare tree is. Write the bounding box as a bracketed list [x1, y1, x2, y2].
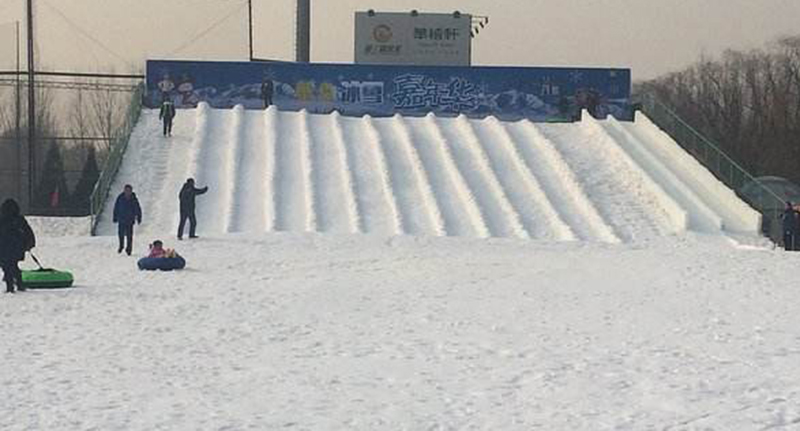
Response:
[640, 34, 800, 185]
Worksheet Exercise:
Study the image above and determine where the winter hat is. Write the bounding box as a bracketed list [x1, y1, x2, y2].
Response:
[0, 198, 20, 218]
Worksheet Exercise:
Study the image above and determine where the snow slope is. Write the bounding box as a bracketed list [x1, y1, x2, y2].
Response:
[2, 108, 792, 429]
[1, 231, 797, 429]
[95, 105, 761, 242]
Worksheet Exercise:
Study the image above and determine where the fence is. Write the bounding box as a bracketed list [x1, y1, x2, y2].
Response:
[89, 82, 144, 234]
[637, 93, 786, 241]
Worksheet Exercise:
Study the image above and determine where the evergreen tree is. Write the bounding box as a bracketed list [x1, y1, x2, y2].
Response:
[34, 142, 70, 212]
[70, 145, 101, 213]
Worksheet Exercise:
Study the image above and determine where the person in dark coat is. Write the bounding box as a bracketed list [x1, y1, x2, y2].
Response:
[780, 201, 800, 251]
[159, 98, 176, 136]
[178, 178, 208, 240]
[113, 184, 142, 255]
[0, 198, 35, 293]
[261, 78, 274, 109]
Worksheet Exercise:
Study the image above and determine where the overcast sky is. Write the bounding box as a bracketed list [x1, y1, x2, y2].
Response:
[0, 0, 799, 80]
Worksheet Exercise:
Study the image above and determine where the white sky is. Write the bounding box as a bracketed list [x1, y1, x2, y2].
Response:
[0, 0, 798, 80]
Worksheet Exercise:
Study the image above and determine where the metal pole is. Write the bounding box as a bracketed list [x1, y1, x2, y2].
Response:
[15, 21, 22, 206]
[296, 0, 310, 62]
[248, 0, 254, 60]
[27, 0, 36, 210]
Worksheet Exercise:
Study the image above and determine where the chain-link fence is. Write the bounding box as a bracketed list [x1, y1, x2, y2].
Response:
[89, 82, 143, 233]
[0, 76, 141, 217]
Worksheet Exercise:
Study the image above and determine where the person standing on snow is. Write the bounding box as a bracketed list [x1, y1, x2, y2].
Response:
[0, 199, 35, 293]
[781, 201, 800, 251]
[159, 98, 176, 137]
[113, 184, 142, 255]
[261, 78, 274, 109]
[178, 178, 208, 240]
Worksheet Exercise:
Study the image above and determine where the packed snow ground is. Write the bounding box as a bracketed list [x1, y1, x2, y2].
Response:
[1, 231, 798, 429]
[96, 106, 760, 242]
[4, 108, 787, 429]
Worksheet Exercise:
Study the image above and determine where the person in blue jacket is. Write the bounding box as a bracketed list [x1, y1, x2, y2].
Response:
[113, 184, 142, 255]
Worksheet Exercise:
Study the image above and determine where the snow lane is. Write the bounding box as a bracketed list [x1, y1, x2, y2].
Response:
[535, 120, 668, 242]
[192, 107, 236, 235]
[273, 111, 310, 232]
[306, 113, 359, 234]
[583, 116, 688, 235]
[599, 118, 723, 233]
[404, 115, 488, 238]
[222, 105, 246, 233]
[228, 109, 267, 233]
[474, 117, 576, 241]
[155, 108, 199, 235]
[262, 108, 278, 232]
[96, 111, 158, 235]
[505, 120, 619, 243]
[372, 116, 445, 236]
[356, 116, 403, 235]
[299, 111, 317, 232]
[620, 114, 761, 234]
[330, 113, 362, 234]
[447, 116, 530, 239]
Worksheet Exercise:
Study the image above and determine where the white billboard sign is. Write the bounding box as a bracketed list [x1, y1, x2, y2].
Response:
[355, 11, 472, 66]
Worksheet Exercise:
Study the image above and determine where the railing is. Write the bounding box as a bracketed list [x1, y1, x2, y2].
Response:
[89, 82, 144, 235]
[637, 93, 786, 241]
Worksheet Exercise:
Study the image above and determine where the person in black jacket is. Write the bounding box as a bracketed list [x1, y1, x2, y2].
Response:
[113, 184, 142, 255]
[781, 201, 800, 251]
[261, 78, 274, 109]
[159, 98, 176, 136]
[178, 178, 208, 240]
[0, 198, 35, 293]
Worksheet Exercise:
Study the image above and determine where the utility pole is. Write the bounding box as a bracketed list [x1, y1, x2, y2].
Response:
[26, 0, 36, 211]
[247, 0, 253, 60]
[296, 0, 310, 62]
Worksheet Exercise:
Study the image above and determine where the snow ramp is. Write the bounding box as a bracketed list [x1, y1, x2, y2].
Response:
[95, 104, 761, 242]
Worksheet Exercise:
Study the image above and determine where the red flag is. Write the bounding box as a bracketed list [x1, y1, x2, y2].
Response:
[50, 186, 60, 208]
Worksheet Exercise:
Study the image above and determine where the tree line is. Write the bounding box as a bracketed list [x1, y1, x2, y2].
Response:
[636, 35, 800, 186]
[0, 83, 133, 214]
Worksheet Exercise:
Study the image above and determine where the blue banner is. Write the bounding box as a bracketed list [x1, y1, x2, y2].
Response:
[146, 59, 632, 121]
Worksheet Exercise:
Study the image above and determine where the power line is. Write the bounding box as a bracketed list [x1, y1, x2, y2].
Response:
[167, 1, 247, 57]
[40, 0, 129, 64]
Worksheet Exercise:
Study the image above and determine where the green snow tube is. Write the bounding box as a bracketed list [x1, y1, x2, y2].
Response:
[20, 253, 74, 289]
[21, 268, 74, 289]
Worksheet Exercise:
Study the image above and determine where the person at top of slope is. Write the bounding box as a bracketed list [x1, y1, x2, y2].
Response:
[0, 198, 35, 293]
[261, 77, 274, 109]
[781, 201, 800, 251]
[113, 184, 142, 256]
[159, 97, 176, 137]
[178, 178, 209, 240]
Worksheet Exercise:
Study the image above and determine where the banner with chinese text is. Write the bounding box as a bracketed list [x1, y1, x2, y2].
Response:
[145, 60, 633, 121]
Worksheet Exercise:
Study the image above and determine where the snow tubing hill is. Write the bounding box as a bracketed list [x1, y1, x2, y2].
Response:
[21, 269, 74, 289]
[137, 256, 186, 271]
